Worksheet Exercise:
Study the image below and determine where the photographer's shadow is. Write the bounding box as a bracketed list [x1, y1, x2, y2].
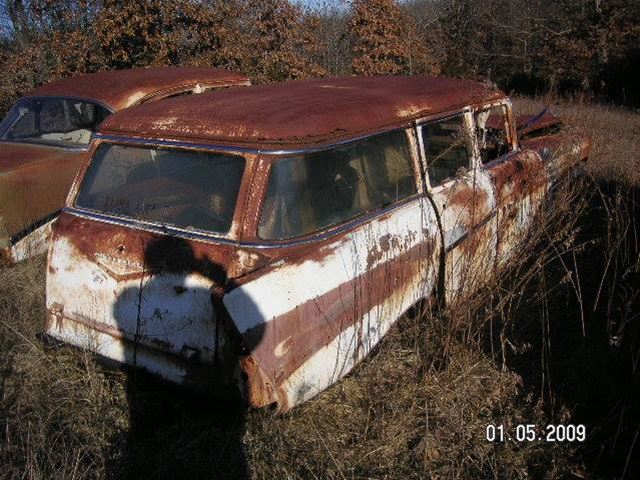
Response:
[109, 236, 264, 480]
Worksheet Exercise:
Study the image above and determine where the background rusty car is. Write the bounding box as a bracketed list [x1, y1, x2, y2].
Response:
[44, 76, 590, 412]
[0, 67, 251, 264]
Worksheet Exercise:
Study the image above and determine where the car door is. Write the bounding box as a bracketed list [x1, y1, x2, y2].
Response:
[417, 111, 497, 304]
[223, 129, 442, 410]
[475, 102, 549, 266]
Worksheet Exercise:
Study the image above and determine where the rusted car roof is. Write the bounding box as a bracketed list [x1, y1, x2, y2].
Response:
[99, 76, 504, 149]
[25, 67, 250, 111]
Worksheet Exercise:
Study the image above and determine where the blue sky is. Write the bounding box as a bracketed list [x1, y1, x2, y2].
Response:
[294, 0, 347, 10]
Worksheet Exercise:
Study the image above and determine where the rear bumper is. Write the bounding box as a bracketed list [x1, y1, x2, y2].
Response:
[44, 310, 240, 396]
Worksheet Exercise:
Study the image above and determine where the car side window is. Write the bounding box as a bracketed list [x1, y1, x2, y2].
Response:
[259, 129, 417, 240]
[475, 105, 510, 164]
[3, 98, 110, 146]
[421, 115, 470, 187]
[9, 107, 37, 138]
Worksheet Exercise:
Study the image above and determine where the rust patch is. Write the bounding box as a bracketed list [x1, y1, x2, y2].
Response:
[489, 151, 544, 200]
[99, 76, 504, 150]
[26, 67, 250, 111]
[0, 142, 83, 174]
[241, 237, 435, 392]
[54, 212, 241, 282]
[0, 145, 84, 241]
[241, 355, 277, 408]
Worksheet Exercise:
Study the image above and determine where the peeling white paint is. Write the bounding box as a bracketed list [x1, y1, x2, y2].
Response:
[9, 217, 55, 262]
[224, 199, 439, 335]
[46, 237, 222, 373]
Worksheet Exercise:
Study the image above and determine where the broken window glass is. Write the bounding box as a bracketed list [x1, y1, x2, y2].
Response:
[475, 105, 510, 164]
[422, 115, 470, 187]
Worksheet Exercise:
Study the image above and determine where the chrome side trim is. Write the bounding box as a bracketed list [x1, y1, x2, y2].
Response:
[443, 210, 497, 253]
[93, 134, 258, 154]
[0, 139, 90, 152]
[64, 194, 425, 249]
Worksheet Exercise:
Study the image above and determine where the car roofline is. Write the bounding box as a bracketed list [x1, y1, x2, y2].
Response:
[17, 95, 116, 113]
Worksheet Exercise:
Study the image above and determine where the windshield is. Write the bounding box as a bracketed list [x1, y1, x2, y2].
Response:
[0, 97, 111, 148]
[75, 144, 245, 234]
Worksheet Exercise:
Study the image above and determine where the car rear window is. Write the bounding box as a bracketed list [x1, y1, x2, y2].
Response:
[259, 130, 417, 240]
[75, 144, 245, 234]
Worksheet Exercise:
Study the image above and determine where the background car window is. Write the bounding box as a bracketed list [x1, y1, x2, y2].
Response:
[2, 98, 110, 147]
[76, 144, 245, 234]
[259, 130, 417, 239]
[421, 115, 470, 187]
[475, 105, 510, 163]
[8, 106, 36, 138]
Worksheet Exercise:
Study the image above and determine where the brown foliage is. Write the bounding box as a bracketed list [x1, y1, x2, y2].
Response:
[2, 0, 640, 114]
[232, 0, 327, 82]
[0, 0, 328, 115]
[427, 0, 640, 102]
[349, 0, 439, 76]
[533, 0, 640, 92]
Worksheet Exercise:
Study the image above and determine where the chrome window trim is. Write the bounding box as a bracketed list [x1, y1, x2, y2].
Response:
[64, 193, 424, 249]
[87, 127, 423, 246]
[470, 99, 517, 163]
[20, 95, 115, 114]
[72, 143, 247, 241]
[93, 123, 416, 156]
[93, 133, 258, 155]
[255, 127, 421, 241]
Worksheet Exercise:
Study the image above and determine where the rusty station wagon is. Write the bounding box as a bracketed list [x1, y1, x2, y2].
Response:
[0, 67, 250, 263]
[44, 76, 590, 411]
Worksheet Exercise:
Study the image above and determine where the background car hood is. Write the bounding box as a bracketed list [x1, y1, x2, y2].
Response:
[0, 141, 84, 174]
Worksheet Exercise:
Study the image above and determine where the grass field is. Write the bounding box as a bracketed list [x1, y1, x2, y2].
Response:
[1, 98, 638, 479]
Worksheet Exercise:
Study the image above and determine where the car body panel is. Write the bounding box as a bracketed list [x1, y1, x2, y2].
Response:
[45, 212, 241, 391]
[224, 196, 440, 409]
[431, 167, 497, 302]
[0, 143, 84, 262]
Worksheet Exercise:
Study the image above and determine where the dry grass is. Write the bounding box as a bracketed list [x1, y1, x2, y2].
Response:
[513, 96, 640, 186]
[0, 258, 130, 479]
[0, 99, 638, 479]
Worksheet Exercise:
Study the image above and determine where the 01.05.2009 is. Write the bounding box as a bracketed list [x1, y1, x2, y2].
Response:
[486, 424, 586, 442]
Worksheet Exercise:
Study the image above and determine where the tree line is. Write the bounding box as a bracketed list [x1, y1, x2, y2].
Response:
[1, 0, 639, 115]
